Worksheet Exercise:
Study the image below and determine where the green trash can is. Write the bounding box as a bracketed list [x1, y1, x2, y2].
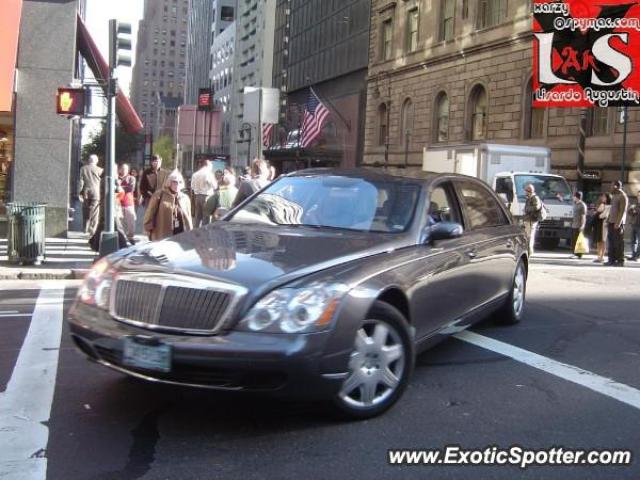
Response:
[6, 203, 47, 265]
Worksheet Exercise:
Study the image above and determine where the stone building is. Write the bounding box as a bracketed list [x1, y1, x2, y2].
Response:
[363, 0, 639, 195]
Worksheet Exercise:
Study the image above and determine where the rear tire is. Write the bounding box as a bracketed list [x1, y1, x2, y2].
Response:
[329, 301, 414, 420]
[497, 260, 527, 325]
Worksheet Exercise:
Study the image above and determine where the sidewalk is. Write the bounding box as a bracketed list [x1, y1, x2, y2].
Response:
[531, 250, 640, 269]
[0, 232, 98, 280]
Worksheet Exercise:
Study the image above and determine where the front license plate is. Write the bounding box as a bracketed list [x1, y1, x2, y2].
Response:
[122, 338, 172, 373]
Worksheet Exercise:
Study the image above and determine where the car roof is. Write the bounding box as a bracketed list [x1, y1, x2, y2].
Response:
[285, 167, 469, 185]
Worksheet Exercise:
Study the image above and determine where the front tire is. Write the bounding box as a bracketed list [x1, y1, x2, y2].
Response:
[497, 259, 527, 325]
[330, 301, 414, 420]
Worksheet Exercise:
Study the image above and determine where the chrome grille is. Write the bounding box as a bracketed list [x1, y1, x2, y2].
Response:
[158, 286, 231, 331]
[115, 280, 162, 323]
[112, 276, 242, 334]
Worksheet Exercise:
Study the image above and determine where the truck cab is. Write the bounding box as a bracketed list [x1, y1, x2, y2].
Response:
[494, 172, 573, 249]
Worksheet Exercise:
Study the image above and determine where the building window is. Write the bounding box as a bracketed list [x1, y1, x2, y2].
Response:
[590, 108, 609, 136]
[382, 19, 393, 61]
[468, 85, 488, 140]
[434, 92, 450, 143]
[440, 0, 455, 41]
[524, 80, 544, 139]
[221, 6, 234, 21]
[401, 98, 414, 147]
[478, 0, 508, 29]
[378, 103, 388, 146]
[407, 9, 419, 53]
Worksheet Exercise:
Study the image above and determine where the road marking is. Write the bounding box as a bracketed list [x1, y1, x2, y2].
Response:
[455, 331, 640, 410]
[0, 314, 32, 318]
[0, 287, 65, 480]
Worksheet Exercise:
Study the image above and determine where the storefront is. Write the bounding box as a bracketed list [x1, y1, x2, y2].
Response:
[0, 0, 22, 217]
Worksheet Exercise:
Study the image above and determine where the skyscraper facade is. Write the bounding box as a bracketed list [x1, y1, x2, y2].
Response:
[131, 0, 190, 141]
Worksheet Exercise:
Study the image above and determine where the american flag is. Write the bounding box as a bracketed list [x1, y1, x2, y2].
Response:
[300, 88, 330, 149]
[262, 123, 274, 147]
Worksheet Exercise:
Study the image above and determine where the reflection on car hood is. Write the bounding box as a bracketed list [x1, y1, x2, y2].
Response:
[119, 222, 408, 292]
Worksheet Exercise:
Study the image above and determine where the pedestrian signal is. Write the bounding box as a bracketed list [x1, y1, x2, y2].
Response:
[56, 88, 86, 116]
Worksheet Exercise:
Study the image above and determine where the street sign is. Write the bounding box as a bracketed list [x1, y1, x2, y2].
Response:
[56, 87, 85, 116]
[198, 88, 213, 111]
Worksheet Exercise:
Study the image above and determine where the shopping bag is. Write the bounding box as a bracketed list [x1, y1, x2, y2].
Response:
[574, 232, 589, 255]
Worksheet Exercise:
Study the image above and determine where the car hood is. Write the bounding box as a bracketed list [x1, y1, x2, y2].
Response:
[118, 222, 409, 293]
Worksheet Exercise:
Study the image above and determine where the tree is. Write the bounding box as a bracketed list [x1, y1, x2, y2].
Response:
[153, 135, 177, 170]
[82, 123, 142, 165]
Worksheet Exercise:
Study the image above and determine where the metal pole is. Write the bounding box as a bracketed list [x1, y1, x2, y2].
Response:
[191, 108, 198, 172]
[99, 20, 119, 256]
[576, 108, 587, 192]
[257, 88, 263, 160]
[621, 105, 628, 183]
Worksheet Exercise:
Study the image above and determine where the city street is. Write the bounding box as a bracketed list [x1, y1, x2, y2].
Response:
[0, 262, 639, 480]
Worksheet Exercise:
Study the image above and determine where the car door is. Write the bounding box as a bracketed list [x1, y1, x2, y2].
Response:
[407, 180, 475, 340]
[453, 179, 516, 314]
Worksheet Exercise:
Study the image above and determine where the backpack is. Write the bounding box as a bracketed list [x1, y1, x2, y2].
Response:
[536, 201, 549, 222]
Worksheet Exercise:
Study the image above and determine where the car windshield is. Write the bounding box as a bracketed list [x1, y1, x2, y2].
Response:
[514, 175, 572, 204]
[229, 175, 421, 233]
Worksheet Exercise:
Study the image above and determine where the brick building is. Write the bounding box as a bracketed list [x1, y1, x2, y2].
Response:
[363, 0, 640, 195]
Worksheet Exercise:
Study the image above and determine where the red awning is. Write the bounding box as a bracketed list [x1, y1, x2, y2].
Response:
[76, 14, 144, 134]
[0, 0, 23, 113]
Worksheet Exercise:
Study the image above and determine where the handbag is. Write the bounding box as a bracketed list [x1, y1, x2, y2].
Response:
[574, 232, 590, 255]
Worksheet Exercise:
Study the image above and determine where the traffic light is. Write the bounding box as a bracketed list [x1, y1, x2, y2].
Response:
[110, 20, 132, 68]
[56, 87, 86, 116]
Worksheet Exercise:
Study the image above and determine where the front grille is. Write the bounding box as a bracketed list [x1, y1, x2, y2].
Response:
[115, 280, 163, 324]
[158, 286, 231, 331]
[112, 278, 236, 333]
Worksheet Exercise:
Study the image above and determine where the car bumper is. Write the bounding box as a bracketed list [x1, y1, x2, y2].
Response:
[68, 303, 350, 399]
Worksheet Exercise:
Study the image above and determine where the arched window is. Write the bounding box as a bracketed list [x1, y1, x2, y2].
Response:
[468, 85, 487, 140]
[378, 103, 388, 146]
[524, 79, 544, 139]
[434, 92, 449, 142]
[401, 98, 414, 147]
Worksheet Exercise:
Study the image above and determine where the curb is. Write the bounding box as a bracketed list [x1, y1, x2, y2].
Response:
[0, 268, 90, 280]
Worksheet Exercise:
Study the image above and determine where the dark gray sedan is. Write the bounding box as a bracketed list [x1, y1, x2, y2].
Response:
[69, 169, 528, 419]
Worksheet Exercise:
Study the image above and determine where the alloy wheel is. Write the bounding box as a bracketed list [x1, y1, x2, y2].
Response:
[339, 319, 406, 409]
[513, 263, 526, 317]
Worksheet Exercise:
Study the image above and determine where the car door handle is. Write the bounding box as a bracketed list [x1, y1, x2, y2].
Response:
[506, 240, 514, 249]
[466, 250, 477, 259]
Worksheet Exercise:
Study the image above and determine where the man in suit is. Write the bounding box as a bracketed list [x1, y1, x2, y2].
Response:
[78, 154, 103, 237]
[139, 155, 169, 207]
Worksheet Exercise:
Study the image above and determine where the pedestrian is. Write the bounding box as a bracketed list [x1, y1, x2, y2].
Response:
[139, 155, 169, 207]
[78, 154, 103, 237]
[592, 193, 611, 263]
[117, 163, 137, 244]
[627, 190, 640, 261]
[571, 191, 587, 259]
[606, 180, 629, 266]
[223, 166, 237, 188]
[522, 183, 543, 257]
[190, 159, 217, 228]
[232, 158, 271, 207]
[205, 169, 239, 221]
[143, 170, 193, 241]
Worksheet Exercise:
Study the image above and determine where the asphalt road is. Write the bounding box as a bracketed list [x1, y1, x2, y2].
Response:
[0, 262, 639, 480]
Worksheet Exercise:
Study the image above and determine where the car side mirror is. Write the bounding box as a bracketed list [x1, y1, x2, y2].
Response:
[422, 222, 464, 245]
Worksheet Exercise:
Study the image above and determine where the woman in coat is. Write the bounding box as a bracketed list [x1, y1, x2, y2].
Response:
[143, 170, 193, 241]
[593, 192, 611, 263]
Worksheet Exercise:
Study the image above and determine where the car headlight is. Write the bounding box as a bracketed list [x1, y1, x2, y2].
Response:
[78, 258, 115, 309]
[239, 283, 349, 334]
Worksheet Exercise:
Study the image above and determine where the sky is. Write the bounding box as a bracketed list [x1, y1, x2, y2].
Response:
[83, 0, 144, 139]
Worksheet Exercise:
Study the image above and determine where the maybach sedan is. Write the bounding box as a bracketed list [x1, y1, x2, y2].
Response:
[69, 169, 529, 419]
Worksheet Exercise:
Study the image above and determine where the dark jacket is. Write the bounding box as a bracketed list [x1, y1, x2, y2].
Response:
[232, 177, 270, 208]
[523, 194, 542, 223]
[609, 190, 629, 226]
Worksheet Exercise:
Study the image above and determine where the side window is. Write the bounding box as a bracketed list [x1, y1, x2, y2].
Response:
[456, 181, 508, 229]
[428, 183, 460, 225]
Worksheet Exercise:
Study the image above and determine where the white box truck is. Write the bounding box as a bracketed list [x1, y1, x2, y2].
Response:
[423, 143, 574, 249]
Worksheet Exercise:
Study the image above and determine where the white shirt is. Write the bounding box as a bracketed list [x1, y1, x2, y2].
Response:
[191, 167, 217, 196]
